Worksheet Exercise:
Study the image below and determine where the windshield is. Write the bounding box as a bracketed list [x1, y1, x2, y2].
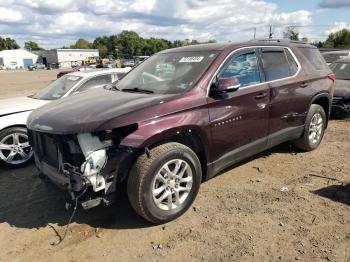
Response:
[116, 51, 219, 94]
[32, 75, 82, 100]
[329, 62, 350, 80]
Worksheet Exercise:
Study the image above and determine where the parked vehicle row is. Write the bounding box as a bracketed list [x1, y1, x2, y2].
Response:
[21, 40, 335, 223]
[0, 68, 131, 167]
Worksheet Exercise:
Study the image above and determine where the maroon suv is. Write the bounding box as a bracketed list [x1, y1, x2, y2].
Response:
[27, 40, 334, 224]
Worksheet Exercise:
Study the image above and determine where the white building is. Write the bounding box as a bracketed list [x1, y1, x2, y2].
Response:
[42, 49, 99, 68]
[0, 49, 38, 69]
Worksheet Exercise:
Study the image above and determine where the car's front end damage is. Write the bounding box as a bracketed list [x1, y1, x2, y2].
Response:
[25, 86, 175, 209]
[28, 124, 138, 209]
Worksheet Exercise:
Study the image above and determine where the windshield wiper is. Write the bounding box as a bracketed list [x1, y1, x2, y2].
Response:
[121, 87, 154, 94]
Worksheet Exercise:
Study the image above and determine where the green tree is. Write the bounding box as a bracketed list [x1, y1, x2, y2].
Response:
[143, 38, 172, 55]
[310, 41, 324, 48]
[92, 36, 110, 58]
[70, 38, 92, 49]
[0, 36, 20, 51]
[323, 29, 350, 48]
[117, 31, 144, 58]
[301, 37, 308, 43]
[284, 26, 299, 41]
[24, 41, 43, 50]
[87, 31, 219, 59]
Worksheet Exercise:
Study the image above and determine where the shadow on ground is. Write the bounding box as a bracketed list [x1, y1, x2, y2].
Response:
[0, 164, 151, 230]
[313, 183, 350, 206]
[0, 142, 301, 230]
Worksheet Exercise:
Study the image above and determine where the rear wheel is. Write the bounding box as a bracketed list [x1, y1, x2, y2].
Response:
[127, 142, 202, 224]
[294, 104, 326, 151]
[0, 127, 33, 167]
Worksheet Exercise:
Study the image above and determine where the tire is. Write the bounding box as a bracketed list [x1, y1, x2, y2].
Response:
[127, 142, 202, 224]
[294, 104, 327, 151]
[0, 127, 33, 167]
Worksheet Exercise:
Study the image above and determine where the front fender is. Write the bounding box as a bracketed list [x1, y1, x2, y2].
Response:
[120, 109, 211, 158]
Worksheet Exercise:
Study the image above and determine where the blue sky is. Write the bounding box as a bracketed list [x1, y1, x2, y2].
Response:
[0, 0, 349, 49]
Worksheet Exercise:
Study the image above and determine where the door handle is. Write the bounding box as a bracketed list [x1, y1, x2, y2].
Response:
[255, 92, 267, 99]
[300, 82, 308, 88]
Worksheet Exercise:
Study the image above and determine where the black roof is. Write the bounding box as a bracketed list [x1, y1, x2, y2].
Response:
[334, 57, 350, 63]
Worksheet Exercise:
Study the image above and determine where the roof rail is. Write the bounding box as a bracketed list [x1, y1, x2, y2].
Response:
[249, 39, 307, 44]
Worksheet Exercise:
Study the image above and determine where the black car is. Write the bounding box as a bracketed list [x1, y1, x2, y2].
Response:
[322, 50, 350, 64]
[329, 58, 350, 117]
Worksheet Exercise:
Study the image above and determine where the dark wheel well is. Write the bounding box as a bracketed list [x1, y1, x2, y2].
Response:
[312, 96, 330, 127]
[0, 124, 27, 133]
[149, 133, 208, 181]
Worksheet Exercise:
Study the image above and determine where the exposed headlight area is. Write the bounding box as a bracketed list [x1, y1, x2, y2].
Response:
[77, 133, 111, 192]
[29, 124, 138, 209]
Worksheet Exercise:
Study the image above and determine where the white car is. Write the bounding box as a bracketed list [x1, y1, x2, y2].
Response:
[7, 62, 18, 70]
[0, 68, 131, 167]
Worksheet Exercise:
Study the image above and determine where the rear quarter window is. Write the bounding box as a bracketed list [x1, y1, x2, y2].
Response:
[299, 47, 328, 71]
[261, 48, 299, 81]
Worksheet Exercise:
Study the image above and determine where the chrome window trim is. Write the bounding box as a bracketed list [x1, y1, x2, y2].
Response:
[207, 46, 301, 96]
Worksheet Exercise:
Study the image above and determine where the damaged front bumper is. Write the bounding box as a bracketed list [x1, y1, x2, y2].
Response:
[30, 131, 135, 209]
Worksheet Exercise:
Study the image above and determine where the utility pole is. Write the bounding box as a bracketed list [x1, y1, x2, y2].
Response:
[269, 25, 273, 39]
[253, 27, 256, 40]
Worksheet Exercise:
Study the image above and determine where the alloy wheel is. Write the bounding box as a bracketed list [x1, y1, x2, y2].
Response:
[0, 132, 33, 165]
[308, 113, 323, 144]
[152, 159, 193, 211]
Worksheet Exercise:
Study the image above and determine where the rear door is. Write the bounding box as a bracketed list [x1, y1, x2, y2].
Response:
[259, 47, 305, 144]
[207, 48, 269, 173]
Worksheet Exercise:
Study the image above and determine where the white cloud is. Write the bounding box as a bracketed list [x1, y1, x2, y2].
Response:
[0, 0, 317, 48]
[16, 0, 75, 12]
[0, 7, 24, 23]
[325, 21, 349, 35]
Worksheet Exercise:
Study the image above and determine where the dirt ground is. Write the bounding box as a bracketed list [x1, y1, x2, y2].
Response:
[0, 70, 349, 262]
[0, 69, 60, 99]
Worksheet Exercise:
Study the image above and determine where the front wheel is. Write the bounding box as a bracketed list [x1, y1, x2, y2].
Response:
[127, 142, 202, 224]
[294, 104, 326, 151]
[0, 127, 33, 167]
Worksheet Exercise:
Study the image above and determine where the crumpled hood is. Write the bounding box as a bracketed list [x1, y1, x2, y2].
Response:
[0, 96, 48, 116]
[334, 79, 350, 98]
[27, 88, 174, 134]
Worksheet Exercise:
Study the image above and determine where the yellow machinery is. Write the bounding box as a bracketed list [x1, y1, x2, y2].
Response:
[83, 56, 99, 65]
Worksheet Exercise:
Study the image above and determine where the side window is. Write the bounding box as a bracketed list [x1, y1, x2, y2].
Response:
[299, 47, 328, 70]
[78, 74, 112, 92]
[218, 50, 261, 88]
[285, 49, 299, 76]
[261, 48, 298, 81]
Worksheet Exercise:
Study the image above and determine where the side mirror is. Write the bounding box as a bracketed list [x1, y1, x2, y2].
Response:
[216, 77, 241, 92]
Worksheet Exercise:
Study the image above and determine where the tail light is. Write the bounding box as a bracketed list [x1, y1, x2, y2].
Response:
[327, 73, 336, 82]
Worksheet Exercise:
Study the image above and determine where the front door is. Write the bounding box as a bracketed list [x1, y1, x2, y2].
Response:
[207, 48, 269, 174]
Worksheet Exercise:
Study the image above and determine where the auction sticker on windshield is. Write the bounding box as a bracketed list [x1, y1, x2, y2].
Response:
[179, 56, 204, 63]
